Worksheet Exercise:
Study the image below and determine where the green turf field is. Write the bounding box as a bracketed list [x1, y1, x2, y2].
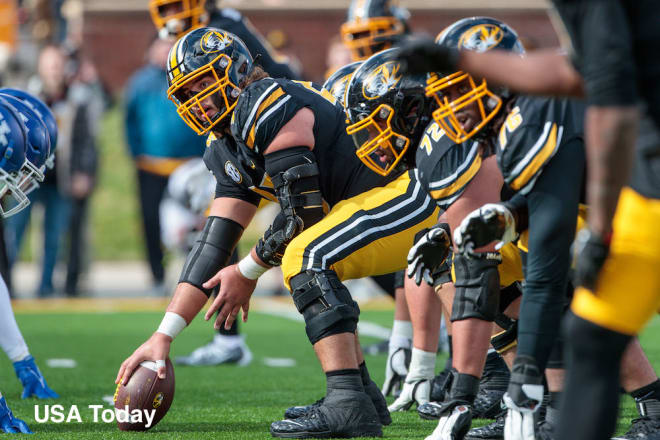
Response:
[2, 309, 656, 439]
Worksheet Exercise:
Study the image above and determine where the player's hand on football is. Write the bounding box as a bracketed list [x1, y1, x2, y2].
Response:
[454, 203, 518, 257]
[396, 37, 460, 76]
[203, 264, 256, 331]
[115, 332, 171, 384]
[407, 223, 451, 286]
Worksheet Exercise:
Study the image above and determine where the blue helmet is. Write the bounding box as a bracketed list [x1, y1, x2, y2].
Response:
[0, 94, 50, 193]
[0, 88, 58, 170]
[0, 97, 29, 217]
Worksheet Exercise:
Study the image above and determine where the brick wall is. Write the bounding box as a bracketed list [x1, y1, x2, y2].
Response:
[83, 9, 559, 94]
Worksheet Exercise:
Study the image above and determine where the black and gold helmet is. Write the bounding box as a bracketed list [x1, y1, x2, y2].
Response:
[345, 48, 430, 176]
[341, 0, 408, 62]
[426, 17, 525, 144]
[149, 0, 211, 40]
[322, 61, 363, 106]
[166, 27, 253, 135]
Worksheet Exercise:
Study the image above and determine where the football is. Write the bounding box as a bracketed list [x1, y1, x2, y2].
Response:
[113, 359, 175, 431]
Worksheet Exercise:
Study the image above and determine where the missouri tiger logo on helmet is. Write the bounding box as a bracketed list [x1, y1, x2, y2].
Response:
[323, 61, 363, 106]
[341, 0, 409, 61]
[362, 61, 401, 99]
[345, 48, 430, 176]
[426, 17, 525, 144]
[166, 27, 253, 136]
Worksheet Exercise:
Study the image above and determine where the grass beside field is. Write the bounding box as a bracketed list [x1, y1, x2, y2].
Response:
[2, 309, 654, 439]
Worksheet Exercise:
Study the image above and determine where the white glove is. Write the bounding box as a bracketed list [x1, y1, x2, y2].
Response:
[503, 384, 544, 440]
[424, 403, 472, 440]
[382, 346, 410, 397]
[407, 224, 451, 286]
[388, 378, 431, 412]
[454, 203, 518, 256]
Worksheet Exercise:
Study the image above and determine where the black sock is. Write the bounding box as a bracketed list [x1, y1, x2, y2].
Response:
[545, 391, 561, 428]
[445, 335, 453, 370]
[631, 379, 660, 418]
[358, 362, 371, 385]
[326, 369, 363, 392]
[217, 316, 239, 336]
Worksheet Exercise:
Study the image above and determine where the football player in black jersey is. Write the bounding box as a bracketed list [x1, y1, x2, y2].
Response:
[116, 28, 441, 438]
[148, 0, 299, 368]
[344, 40, 532, 440]
[396, 5, 660, 439]
[149, 0, 299, 80]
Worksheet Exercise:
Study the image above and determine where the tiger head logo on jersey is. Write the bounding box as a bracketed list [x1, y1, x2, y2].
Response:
[341, 0, 408, 61]
[166, 28, 253, 135]
[426, 17, 525, 144]
[362, 61, 402, 99]
[345, 49, 430, 176]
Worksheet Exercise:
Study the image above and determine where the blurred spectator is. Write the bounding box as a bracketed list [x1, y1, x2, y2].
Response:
[5, 44, 98, 297]
[325, 34, 353, 80]
[124, 37, 206, 294]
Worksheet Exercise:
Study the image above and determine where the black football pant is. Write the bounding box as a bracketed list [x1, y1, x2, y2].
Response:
[516, 137, 584, 371]
[137, 169, 169, 284]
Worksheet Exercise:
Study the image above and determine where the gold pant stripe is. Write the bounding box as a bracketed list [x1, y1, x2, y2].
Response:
[571, 187, 660, 335]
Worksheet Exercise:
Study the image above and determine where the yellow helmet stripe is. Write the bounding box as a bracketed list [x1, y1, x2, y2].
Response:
[169, 38, 182, 80]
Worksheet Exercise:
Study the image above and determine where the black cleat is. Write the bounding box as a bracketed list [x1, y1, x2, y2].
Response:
[284, 380, 391, 426]
[418, 401, 445, 420]
[465, 414, 504, 439]
[536, 420, 555, 440]
[364, 379, 392, 425]
[284, 398, 324, 420]
[430, 367, 453, 403]
[612, 417, 660, 440]
[473, 352, 509, 419]
[272, 389, 382, 438]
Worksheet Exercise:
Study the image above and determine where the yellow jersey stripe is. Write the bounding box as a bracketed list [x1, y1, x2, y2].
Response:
[510, 123, 558, 191]
[430, 154, 482, 200]
[246, 87, 286, 149]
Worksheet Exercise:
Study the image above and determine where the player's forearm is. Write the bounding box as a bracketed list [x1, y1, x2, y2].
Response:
[585, 106, 639, 236]
[165, 283, 210, 324]
[459, 49, 584, 97]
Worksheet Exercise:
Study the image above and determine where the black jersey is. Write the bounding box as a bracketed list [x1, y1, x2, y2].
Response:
[414, 121, 482, 211]
[495, 95, 584, 195]
[203, 132, 275, 206]
[203, 78, 391, 207]
[209, 9, 299, 80]
[552, 0, 660, 198]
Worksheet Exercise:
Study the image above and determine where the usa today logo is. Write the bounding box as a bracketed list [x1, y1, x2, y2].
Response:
[34, 405, 157, 428]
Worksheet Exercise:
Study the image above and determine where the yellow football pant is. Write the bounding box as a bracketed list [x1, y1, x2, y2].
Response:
[282, 170, 439, 289]
[572, 187, 660, 335]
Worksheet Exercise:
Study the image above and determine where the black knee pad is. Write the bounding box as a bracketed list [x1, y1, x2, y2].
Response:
[450, 253, 501, 322]
[499, 281, 522, 313]
[491, 314, 518, 354]
[290, 270, 360, 345]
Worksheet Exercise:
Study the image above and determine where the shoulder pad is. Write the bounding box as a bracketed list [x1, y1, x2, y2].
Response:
[206, 132, 217, 147]
[231, 78, 291, 152]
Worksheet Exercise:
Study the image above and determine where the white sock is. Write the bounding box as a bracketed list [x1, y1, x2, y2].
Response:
[0, 275, 30, 362]
[213, 333, 243, 348]
[406, 347, 436, 382]
[390, 320, 413, 349]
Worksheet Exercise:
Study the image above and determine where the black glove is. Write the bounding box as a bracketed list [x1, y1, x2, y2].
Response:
[255, 211, 301, 266]
[407, 223, 452, 286]
[396, 38, 460, 76]
[573, 228, 611, 291]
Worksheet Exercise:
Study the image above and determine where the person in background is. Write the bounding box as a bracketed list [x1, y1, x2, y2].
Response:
[5, 44, 97, 297]
[124, 36, 206, 295]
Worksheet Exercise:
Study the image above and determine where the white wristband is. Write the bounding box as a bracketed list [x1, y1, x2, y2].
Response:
[156, 312, 187, 339]
[237, 254, 268, 280]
